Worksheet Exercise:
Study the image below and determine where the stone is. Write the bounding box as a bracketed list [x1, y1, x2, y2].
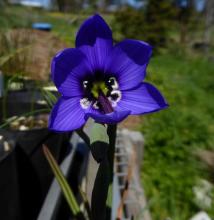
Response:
[190, 211, 211, 220]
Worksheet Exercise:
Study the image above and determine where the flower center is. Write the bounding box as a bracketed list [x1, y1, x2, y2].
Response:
[80, 77, 121, 113]
[91, 81, 108, 98]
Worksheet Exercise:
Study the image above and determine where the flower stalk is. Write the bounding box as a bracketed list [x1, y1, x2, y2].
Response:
[106, 124, 117, 218]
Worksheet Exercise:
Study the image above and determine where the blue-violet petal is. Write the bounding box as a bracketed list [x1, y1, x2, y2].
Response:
[105, 39, 152, 90]
[49, 97, 86, 132]
[86, 109, 130, 124]
[117, 82, 168, 115]
[51, 48, 92, 97]
[76, 14, 113, 71]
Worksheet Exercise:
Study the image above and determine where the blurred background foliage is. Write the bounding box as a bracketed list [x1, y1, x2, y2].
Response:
[142, 53, 214, 219]
[0, 0, 214, 219]
[114, 1, 177, 48]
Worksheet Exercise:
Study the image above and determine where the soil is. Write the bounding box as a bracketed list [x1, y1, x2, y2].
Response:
[27, 29, 66, 80]
[1, 29, 66, 81]
[8, 114, 48, 130]
[197, 150, 214, 169]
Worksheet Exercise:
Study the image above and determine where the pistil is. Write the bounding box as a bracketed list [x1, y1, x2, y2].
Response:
[98, 91, 114, 114]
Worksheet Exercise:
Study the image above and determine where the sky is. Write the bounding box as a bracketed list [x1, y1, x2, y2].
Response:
[14, 0, 207, 11]
[195, 0, 205, 11]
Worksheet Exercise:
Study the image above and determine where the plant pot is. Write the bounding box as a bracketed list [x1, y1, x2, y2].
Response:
[0, 89, 48, 123]
[0, 128, 72, 220]
[0, 140, 20, 220]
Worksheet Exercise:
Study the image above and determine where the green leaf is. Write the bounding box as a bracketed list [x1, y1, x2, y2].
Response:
[43, 145, 82, 217]
[90, 123, 109, 163]
[81, 122, 111, 220]
[90, 123, 109, 145]
[106, 125, 117, 216]
[76, 122, 117, 220]
[91, 158, 110, 220]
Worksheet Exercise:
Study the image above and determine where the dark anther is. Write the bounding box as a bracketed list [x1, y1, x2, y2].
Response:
[108, 78, 115, 85]
[110, 92, 119, 101]
[106, 77, 117, 89]
[83, 80, 93, 93]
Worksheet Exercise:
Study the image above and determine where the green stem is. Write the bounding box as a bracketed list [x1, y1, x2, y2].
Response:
[106, 124, 117, 218]
[107, 124, 117, 182]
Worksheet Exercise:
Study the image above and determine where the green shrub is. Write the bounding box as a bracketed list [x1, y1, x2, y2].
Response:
[141, 53, 214, 220]
[113, 1, 177, 49]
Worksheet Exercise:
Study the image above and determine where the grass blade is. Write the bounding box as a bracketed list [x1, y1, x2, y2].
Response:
[0, 45, 32, 66]
[41, 89, 57, 108]
[43, 145, 82, 217]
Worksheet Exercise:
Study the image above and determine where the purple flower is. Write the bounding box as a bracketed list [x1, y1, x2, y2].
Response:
[49, 14, 168, 132]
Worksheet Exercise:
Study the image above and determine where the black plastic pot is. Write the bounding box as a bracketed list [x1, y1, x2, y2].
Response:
[0, 89, 48, 123]
[0, 87, 76, 220]
[0, 141, 20, 220]
[0, 128, 72, 220]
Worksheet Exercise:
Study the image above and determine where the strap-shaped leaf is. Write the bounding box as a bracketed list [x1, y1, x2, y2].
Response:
[91, 158, 110, 220]
[90, 123, 109, 163]
[76, 122, 117, 220]
[43, 145, 82, 217]
[41, 89, 57, 109]
[88, 123, 110, 219]
[90, 123, 109, 145]
[106, 124, 117, 213]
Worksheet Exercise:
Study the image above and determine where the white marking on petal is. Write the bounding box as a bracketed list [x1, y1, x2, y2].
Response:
[83, 80, 89, 89]
[109, 90, 122, 102]
[109, 99, 117, 107]
[108, 77, 119, 89]
[80, 98, 91, 109]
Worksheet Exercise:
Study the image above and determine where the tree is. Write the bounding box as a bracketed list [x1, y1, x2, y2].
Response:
[114, 0, 177, 50]
[56, 0, 84, 12]
[176, 0, 196, 45]
[204, 0, 214, 54]
[144, 0, 177, 47]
